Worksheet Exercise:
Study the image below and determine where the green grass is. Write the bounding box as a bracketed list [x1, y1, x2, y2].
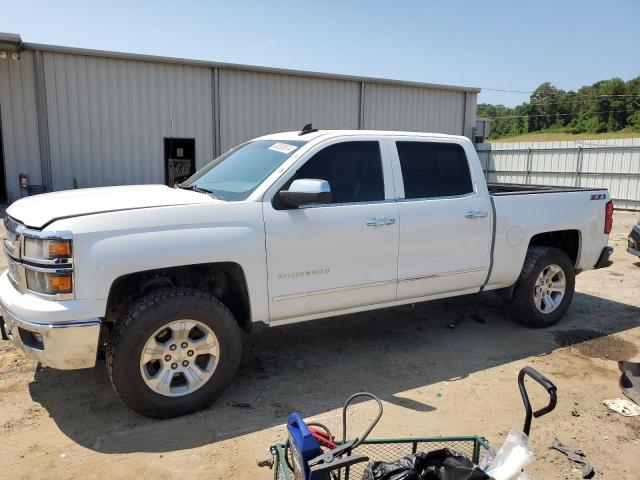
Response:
[490, 128, 640, 143]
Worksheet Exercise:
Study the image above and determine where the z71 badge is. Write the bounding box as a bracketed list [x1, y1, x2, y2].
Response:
[590, 194, 606, 200]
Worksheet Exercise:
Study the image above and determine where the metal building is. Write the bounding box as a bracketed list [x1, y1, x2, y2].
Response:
[0, 33, 479, 203]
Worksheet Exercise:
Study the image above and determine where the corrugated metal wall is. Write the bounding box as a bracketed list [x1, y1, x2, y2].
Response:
[41, 52, 213, 191]
[477, 138, 640, 210]
[0, 46, 479, 202]
[0, 51, 42, 201]
[463, 92, 477, 139]
[218, 69, 361, 151]
[362, 83, 467, 136]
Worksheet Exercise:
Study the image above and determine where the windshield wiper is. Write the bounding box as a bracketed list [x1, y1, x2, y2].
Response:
[177, 183, 215, 195]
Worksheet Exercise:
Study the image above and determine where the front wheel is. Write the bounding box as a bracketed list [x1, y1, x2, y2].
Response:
[106, 288, 242, 418]
[507, 246, 575, 328]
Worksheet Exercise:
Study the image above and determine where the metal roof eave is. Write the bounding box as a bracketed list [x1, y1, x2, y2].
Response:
[21, 41, 481, 94]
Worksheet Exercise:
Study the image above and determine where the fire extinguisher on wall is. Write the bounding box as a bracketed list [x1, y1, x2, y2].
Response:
[19, 173, 29, 196]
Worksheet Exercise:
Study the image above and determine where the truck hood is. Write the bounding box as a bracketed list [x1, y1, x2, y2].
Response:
[7, 185, 216, 229]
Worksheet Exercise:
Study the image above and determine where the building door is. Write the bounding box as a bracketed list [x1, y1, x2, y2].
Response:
[164, 138, 195, 186]
[0, 110, 6, 203]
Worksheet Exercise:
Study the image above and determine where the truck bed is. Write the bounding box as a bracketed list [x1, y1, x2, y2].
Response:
[487, 182, 606, 196]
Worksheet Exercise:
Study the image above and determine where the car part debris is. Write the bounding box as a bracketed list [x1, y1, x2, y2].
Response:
[550, 438, 595, 479]
[602, 397, 640, 416]
[618, 361, 640, 406]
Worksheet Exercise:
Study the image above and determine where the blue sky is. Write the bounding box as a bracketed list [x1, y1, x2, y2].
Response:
[2, 0, 639, 106]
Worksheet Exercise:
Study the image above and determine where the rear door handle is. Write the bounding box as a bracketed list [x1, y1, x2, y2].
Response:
[465, 210, 488, 219]
[366, 218, 396, 226]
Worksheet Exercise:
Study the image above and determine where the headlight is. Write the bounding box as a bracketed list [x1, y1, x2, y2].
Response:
[20, 232, 74, 299]
[23, 236, 72, 261]
[25, 268, 73, 295]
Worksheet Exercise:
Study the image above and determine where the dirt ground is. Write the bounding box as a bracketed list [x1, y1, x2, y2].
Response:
[1, 211, 639, 480]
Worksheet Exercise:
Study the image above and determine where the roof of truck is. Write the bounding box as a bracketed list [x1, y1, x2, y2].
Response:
[256, 130, 468, 142]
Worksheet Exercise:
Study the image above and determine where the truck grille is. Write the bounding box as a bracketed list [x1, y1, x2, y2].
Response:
[7, 256, 24, 291]
[4, 217, 25, 290]
[3, 216, 23, 260]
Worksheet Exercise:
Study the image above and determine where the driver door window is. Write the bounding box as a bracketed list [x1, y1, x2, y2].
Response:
[286, 141, 385, 204]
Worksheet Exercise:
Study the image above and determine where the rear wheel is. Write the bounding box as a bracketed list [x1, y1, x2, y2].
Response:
[106, 288, 242, 418]
[507, 246, 575, 328]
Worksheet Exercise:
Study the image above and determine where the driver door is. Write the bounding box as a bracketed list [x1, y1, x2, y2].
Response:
[263, 138, 399, 322]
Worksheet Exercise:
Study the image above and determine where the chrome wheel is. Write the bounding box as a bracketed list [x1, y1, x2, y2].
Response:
[533, 264, 566, 314]
[139, 320, 220, 397]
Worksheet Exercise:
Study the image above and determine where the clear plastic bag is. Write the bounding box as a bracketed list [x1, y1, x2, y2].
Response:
[481, 429, 535, 480]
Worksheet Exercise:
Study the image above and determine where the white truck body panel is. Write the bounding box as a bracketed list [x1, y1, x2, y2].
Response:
[262, 134, 399, 320]
[385, 136, 493, 298]
[486, 192, 608, 290]
[10, 184, 213, 229]
[0, 129, 613, 369]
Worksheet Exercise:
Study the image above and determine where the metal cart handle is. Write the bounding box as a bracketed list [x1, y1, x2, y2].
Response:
[342, 392, 383, 449]
[518, 366, 557, 437]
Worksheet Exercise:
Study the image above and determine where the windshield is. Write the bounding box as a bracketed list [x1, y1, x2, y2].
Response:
[181, 140, 307, 201]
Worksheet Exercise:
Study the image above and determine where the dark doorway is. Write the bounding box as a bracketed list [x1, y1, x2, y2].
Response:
[164, 138, 195, 186]
[0, 110, 6, 203]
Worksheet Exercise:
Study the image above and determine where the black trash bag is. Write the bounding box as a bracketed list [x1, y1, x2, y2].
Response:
[361, 448, 489, 480]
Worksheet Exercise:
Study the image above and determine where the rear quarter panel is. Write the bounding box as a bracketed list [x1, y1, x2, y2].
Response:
[486, 190, 609, 290]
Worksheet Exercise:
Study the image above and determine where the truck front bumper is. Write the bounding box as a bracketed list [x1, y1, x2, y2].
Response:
[0, 271, 102, 370]
[0, 305, 101, 369]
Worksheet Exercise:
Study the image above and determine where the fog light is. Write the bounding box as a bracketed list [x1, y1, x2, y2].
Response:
[18, 328, 44, 350]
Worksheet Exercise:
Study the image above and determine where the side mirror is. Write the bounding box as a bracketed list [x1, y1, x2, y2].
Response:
[278, 179, 331, 208]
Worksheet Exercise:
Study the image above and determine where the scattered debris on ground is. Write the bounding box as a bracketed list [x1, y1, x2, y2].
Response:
[550, 438, 595, 479]
[602, 398, 640, 417]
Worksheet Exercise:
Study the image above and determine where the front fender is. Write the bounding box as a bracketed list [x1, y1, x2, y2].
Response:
[49, 203, 269, 322]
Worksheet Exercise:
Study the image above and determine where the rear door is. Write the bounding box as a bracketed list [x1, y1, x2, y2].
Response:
[263, 137, 399, 321]
[389, 137, 492, 299]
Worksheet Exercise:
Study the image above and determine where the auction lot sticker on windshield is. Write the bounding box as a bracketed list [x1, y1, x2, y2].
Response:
[268, 143, 298, 154]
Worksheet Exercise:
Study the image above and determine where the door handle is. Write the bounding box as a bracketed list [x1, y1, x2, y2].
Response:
[366, 218, 396, 226]
[465, 210, 488, 219]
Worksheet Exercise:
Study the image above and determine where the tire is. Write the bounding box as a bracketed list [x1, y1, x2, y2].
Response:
[507, 246, 575, 328]
[106, 287, 242, 418]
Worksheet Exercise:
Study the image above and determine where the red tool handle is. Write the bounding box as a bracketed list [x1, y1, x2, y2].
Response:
[309, 426, 337, 449]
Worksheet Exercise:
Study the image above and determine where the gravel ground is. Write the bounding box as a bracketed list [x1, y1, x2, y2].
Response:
[0, 210, 639, 479]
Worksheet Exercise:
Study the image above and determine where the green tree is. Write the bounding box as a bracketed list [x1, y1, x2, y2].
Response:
[478, 75, 640, 139]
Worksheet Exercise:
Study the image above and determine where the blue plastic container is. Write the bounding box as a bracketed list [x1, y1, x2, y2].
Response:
[287, 412, 323, 479]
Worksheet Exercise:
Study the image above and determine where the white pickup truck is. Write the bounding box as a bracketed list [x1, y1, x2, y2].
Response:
[1, 128, 614, 418]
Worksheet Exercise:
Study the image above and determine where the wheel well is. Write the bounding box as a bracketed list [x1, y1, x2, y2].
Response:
[105, 262, 252, 332]
[529, 230, 580, 266]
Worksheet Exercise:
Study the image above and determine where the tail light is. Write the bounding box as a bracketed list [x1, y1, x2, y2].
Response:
[604, 200, 614, 234]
